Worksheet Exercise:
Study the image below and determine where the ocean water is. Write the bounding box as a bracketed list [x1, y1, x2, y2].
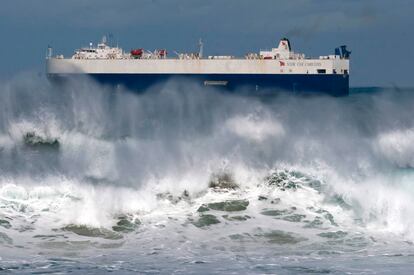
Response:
[1, 74, 414, 274]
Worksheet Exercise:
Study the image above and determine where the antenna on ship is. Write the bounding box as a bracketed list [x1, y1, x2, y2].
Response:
[198, 38, 203, 59]
[108, 33, 114, 46]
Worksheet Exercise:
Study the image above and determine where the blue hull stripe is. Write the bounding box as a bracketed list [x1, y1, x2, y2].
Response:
[50, 73, 349, 96]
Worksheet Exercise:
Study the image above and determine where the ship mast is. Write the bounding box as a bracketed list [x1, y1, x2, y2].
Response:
[198, 38, 203, 59]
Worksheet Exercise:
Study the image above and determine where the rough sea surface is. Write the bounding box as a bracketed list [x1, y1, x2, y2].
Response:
[1, 74, 414, 274]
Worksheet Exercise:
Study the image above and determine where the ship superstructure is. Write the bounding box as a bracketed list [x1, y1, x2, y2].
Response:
[47, 36, 350, 95]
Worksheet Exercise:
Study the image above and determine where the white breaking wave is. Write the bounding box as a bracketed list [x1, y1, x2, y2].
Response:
[0, 74, 414, 246]
[0, 176, 159, 229]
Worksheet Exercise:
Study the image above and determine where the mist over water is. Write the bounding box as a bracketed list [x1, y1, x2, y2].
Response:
[1, 73, 414, 273]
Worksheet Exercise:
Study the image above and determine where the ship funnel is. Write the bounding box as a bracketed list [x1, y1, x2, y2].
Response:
[278, 38, 291, 51]
[340, 45, 351, 59]
[335, 47, 341, 56]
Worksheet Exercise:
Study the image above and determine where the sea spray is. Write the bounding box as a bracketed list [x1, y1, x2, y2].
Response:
[1, 73, 414, 273]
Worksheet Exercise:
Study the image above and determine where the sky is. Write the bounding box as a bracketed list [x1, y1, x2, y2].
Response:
[0, 0, 413, 87]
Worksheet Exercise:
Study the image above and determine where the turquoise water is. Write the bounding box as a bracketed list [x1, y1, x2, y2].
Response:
[1, 75, 414, 274]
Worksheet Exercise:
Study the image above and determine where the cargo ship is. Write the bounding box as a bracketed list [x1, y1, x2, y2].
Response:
[46, 36, 350, 96]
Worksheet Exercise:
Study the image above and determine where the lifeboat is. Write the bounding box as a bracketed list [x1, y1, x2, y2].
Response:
[158, 49, 167, 57]
[131, 49, 143, 58]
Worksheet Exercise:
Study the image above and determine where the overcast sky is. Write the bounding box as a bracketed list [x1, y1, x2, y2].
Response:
[1, 0, 412, 87]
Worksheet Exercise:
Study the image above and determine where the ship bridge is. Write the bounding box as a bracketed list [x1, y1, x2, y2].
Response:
[259, 38, 305, 60]
[72, 36, 125, 60]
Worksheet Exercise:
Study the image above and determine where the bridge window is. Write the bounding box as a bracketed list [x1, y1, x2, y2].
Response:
[317, 69, 326, 74]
